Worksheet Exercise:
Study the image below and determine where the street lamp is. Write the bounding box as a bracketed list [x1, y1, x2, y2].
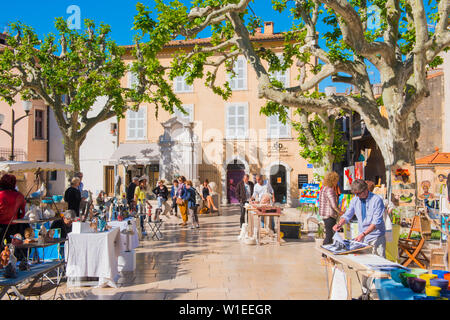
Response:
[0, 100, 32, 161]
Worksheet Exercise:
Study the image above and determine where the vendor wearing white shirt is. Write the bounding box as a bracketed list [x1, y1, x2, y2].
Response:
[251, 175, 275, 203]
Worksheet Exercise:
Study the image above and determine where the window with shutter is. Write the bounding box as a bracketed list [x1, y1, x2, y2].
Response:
[270, 54, 290, 88]
[267, 114, 291, 139]
[127, 107, 147, 140]
[128, 70, 139, 89]
[226, 103, 248, 139]
[228, 56, 247, 90]
[174, 104, 194, 122]
[173, 75, 193, 93]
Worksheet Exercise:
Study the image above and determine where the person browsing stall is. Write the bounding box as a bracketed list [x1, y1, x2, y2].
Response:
[236, 174, 254, 227]
[153, 180, 170, 217]
[135, 176, 150, 235]
[251, 175, 274, 203]
[64, 177, 82, 217]
[127, 177, 139, 209]
[0, 174, 26, 247]
[333, 179, 386, 257]
[50, 209, 75, 239]
[182, 180, 199, 229]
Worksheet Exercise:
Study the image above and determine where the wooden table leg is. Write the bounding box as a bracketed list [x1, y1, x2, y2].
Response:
[277, 216, 281, 245]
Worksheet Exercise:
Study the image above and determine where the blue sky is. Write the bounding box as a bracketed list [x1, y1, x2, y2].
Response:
[0, 0, 383, 93]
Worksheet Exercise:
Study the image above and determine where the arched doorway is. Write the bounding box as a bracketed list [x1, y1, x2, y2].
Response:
[226, 159, 246, 204]
[270, 165, 287, 204]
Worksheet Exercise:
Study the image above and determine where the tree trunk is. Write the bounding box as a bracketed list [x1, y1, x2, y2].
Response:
[63, 135, 81, 186]
[313, 151, 334, 181]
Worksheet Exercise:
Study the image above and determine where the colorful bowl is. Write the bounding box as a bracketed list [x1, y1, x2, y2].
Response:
[443, 273, 450, 286]
[430, 278, 449, 291]
[432, 270, 450, 279]
[390, 269, 407, 283]
[52, 195, 63, 203]
[425, 286, 441, 297]
[400, 273, 417, 288]
[408, 277, 426, 293]
[420, 273, 438, 286]
[410, 268, 428, 277]
[440, 290, 450, 299]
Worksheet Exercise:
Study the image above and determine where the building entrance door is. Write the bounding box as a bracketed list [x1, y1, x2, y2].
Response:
[226, 161, 245, 204]
[270, 165, 287, 204]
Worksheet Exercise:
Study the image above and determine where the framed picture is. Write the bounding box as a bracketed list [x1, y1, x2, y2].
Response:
[343, 166, 355, 191]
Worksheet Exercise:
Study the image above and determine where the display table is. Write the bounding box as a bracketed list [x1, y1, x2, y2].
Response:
[247, 205, 282, 245]
[65, 228, 121, 288]
[0, 261, 64, 300]
[108, 218, 139, 251]
[317, 246, 399, 300]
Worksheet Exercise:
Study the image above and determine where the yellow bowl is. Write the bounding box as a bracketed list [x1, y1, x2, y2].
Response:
[425, 286, 441, 297]
[420, 274, 438, 286]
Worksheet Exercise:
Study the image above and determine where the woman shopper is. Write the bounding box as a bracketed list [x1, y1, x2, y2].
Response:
[200, 179, 218, 213]
[152, 180, 170, 219]
[183, 180, 199, 229]
[135, 176, 149, 235]
[64, 177, 82, 217]
[318, 171, 344, 245]
[0, 174, 26, 250]
[176, 176, 188, 227]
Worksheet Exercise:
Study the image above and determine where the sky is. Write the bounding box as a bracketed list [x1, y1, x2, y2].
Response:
[0, 0, 386, 93]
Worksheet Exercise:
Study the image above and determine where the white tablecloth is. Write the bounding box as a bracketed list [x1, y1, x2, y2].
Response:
[65, 228, 121, 287]
[107, 218, 139, 252]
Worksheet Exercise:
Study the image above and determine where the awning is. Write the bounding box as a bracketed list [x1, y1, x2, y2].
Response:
[0, 161, 73, 173]
[109, 143, 160, 165]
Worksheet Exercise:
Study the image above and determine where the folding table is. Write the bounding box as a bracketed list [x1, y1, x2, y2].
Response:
[0, 260, 64, 300]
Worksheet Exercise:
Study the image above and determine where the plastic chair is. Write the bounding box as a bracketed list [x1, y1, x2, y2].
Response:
[398, 215, 431, 269]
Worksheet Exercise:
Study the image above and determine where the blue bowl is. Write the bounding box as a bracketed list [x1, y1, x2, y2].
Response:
[52, 195, 63, 202]
[432, 270, 450, 279]
[391, 269, 407, 283]
[430, 278, 449, 291]
[42, 199, 53, 204]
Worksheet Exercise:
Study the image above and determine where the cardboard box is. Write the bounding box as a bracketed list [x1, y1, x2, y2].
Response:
[72, 222, 94, 234]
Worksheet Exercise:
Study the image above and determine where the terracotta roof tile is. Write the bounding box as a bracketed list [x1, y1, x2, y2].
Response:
[416, 148, 450, 164]
[122, 33, 286, 51]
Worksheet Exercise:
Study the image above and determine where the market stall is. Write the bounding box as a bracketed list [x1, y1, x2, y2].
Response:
[65, 227, 122, 288]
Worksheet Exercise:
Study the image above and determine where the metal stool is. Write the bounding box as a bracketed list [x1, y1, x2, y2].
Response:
[147, 221, 163, 240]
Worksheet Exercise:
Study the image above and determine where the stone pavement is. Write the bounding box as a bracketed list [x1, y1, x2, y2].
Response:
[47, 207, 331, 300]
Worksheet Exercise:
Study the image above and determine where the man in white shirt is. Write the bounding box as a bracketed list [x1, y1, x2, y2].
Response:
[251, 175, 275, 203]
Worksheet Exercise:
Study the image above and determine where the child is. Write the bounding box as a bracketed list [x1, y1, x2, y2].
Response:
[182, 180, 199, 229]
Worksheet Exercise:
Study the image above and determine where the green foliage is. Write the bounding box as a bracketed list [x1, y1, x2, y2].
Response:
[292, 111, 347, 167]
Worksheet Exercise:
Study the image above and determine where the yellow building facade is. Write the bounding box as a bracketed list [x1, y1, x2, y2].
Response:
[114, 25, 314, 206]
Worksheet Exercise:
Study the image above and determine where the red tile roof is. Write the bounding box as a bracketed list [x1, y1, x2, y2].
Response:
[122, 33, 286, 51]
[416, 148, 450, 165]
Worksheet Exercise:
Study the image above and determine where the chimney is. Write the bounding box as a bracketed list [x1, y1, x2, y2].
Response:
[264, 21, 274, 35]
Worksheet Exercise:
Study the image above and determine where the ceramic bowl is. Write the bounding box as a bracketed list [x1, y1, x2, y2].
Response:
[432, 270, 450, 279]
[425, 286, 441, 297]
[420, 273, 438, 286]
[410, 268, 428, 277]
[440, 290, 450, 299]
[430, 278, 449, 291]
[52, 195, 63, 203]
[444, 273, 450, 285]
[400, 273, 417, 288]
[390, 269, 406, 283]
[408, 277, 426, 293]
